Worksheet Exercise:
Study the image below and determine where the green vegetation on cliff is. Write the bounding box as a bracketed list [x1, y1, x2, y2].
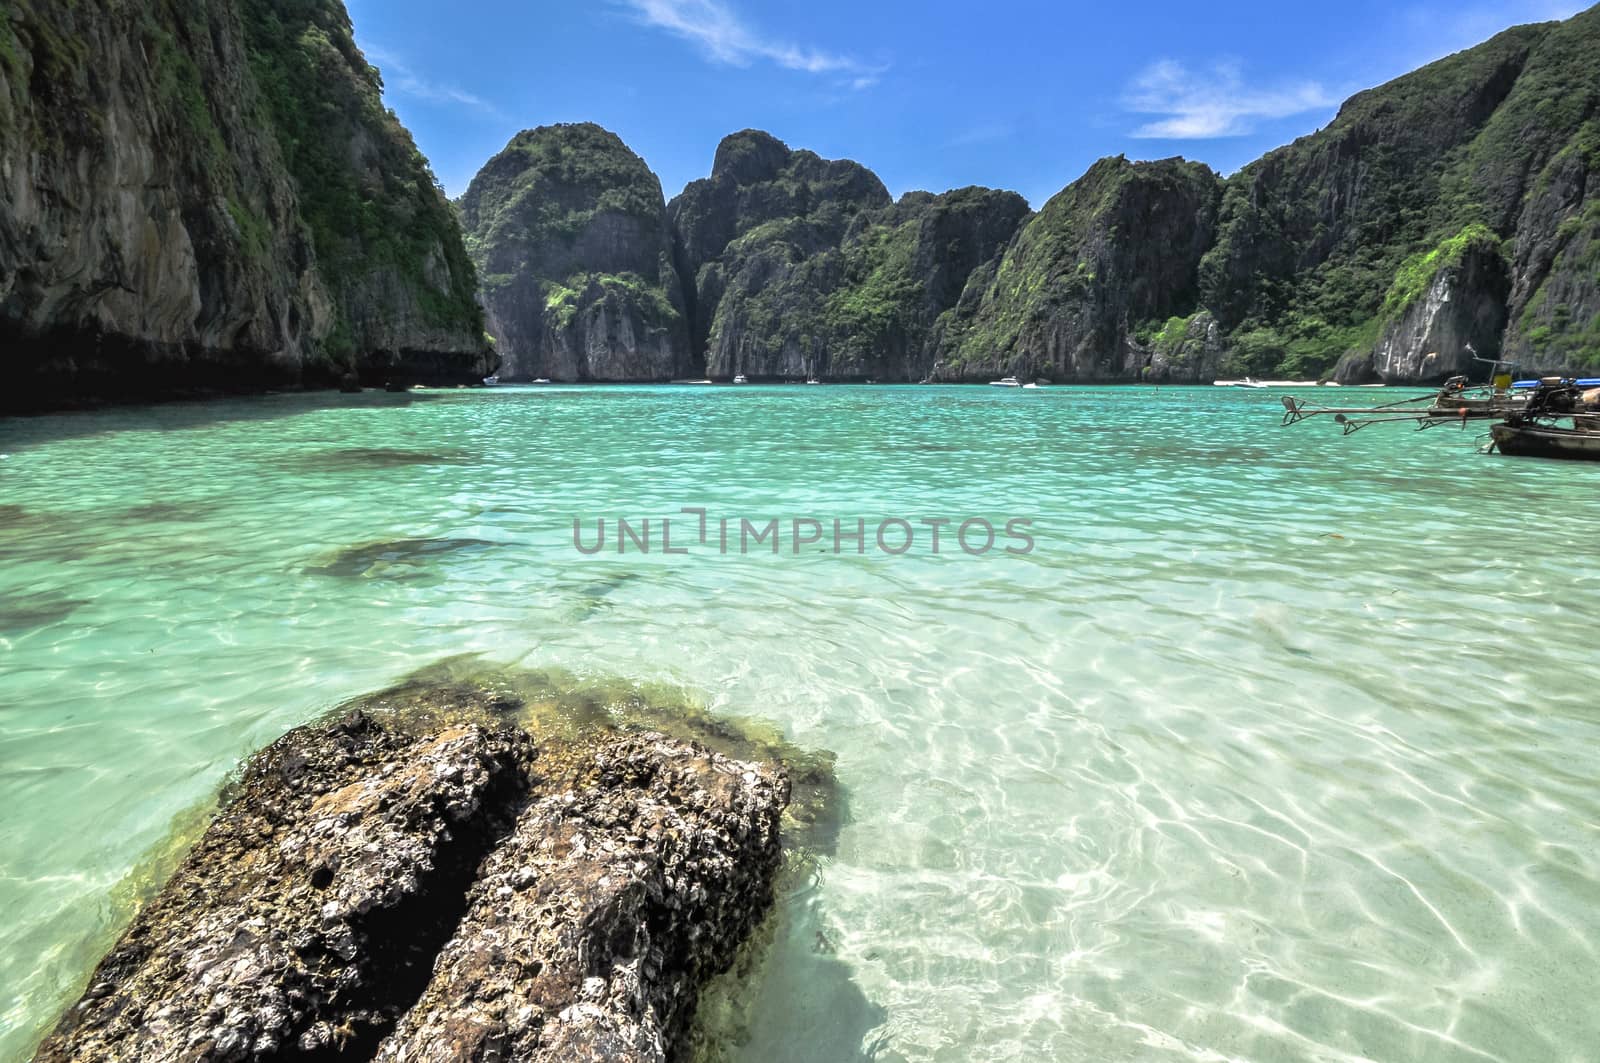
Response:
[544, 272, 681, 331]
[665, 131, 1028, 379]
[929, 6, 1600, 383]
[1194, 11, 1599, 379]
[458, 124, 687, 380]
[823, 220, 925, 350]
[934, 157, 1220, 381]
[239, 0, 484, 354]
[2, 0, 492, 405]
[461, 124, 666, 250]
[1379, 224, 1504, 319]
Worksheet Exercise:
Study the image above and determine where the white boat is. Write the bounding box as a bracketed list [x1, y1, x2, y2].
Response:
[990, 377, 1022, 388]
[733, 374, 748, 385]
[482, 375, 499, 386]
[806, 378, 822, 385]
[1022, 382, 1043, 390]
[1215, 378, 1269, 389]
[532, 378, 552, 385]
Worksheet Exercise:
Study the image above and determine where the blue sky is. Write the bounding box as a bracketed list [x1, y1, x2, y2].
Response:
[345, 0, 1588, 209]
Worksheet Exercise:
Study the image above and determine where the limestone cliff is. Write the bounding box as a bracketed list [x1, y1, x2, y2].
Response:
[458, 124, 689, 382]
[668, 130, 894, 373]
[930, 157, 1222, 382]
[1198, 8, 1599, 382]
[702, 184, 1029, 380]
[0, 0, 490, 411]
[1334, 230, 1511, 383]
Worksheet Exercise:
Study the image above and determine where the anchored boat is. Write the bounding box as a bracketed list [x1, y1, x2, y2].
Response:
[1485, 379, 1600, 461]
[1283, 365, 1600, 463]
[1489, 421, 1600, 460]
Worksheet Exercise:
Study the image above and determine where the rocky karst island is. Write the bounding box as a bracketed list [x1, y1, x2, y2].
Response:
[3, 1, 1600, 1061]
[6, 3, 1600, 407]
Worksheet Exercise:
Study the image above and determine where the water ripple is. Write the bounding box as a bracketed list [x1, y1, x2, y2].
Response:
[2, 385, 1599, 1061]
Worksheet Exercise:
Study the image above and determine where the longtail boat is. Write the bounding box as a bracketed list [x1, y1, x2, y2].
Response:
[1489, 421, 1600, 460]
[1280, 352, 1536, 433]
[1484, 380, 1600, 461]
[1279, 379, 1523, 434]
[1280, 356, 1600, 462]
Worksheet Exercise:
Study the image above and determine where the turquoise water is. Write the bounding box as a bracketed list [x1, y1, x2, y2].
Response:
[3, 384, 1599, 1062]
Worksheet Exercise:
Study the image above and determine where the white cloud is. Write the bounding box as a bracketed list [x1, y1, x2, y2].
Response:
[615, 0, 883, 86]
[1124, 59, 1337, 139]
[362, 44, 505, 119]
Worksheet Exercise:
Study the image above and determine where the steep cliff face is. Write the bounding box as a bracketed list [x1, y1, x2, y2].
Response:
[931, 157, 1222, 382]
[1492, 11, 1600, 370]
[920, 7, 1600, 384]
[668, 130, 894, 371]
[1334, 230, 1511, 383]
[1199, 9, 1599, 381]
[1144, 311, 1228, 384]
[238, 0, 489, 387]
[0, 0, 489, 410]
[701, 184, 1029, 380]
[458, 124, 689, 381]
[1506, 143, 1600, 368]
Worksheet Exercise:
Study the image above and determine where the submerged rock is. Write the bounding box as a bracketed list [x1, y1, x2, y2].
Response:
[34, 687, 790, 1063]
[305, 537, 498, 582]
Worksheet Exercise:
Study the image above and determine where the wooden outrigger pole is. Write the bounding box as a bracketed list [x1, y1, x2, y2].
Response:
[1281, 350, 1529, 434]
[1279, 394, 1481, 434]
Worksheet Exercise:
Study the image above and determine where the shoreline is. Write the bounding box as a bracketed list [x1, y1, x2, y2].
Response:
[2, 378, 1444, 419]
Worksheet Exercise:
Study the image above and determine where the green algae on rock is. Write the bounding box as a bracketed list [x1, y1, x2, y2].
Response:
[35, 669, 801, 1062]
[305, 538, 500, 582]
[356, 657, 842, 861]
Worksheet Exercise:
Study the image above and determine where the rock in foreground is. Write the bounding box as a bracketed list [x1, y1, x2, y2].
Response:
[35, 708, 788, 1062]
[377, 734, 786, 1061]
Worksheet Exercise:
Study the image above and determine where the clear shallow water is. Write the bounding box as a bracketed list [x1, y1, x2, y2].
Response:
[2, 384, 1599, 1062]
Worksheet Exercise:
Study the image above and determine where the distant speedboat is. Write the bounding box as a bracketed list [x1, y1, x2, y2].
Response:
[733, 374, 748, 385]
[806, 378, 822, 385]
[532, 378, 552, 385]
[1022, 382, 1044, 390]
[1216, 378, 1268, 389]
[482, 375, 499, 386]
[990, 377, 1022, 388]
